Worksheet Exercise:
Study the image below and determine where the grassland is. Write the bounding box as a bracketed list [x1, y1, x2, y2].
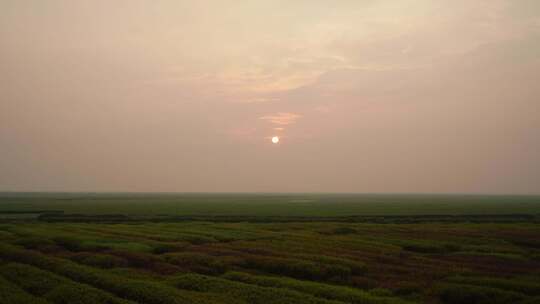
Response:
[0, 193, 539, 304]
[2, 193, 540, 217]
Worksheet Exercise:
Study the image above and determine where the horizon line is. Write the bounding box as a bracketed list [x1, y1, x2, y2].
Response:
[1, 191, 539, 196]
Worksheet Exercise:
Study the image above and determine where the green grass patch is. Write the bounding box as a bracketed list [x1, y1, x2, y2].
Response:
[398, 240, 461, 254]
[0, 262, 134, 304]
[447, 276, 540, 296]
[70, 253, 129, 268]
[163, 252, 228, 275]
[170, 273, 343, 304]
[239, 255, 352, 281]
[452, 251, 527, 261]
[437, 283, 526, 304]
[0, 263, 65, 296]
[223, 271, 411, 304]
[0, 244, 219, 304]
[15, 237, 56, 250]
[0, 275, 50, 304]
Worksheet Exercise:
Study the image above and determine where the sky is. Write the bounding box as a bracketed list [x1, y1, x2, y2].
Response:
[1, 0, 539, 193]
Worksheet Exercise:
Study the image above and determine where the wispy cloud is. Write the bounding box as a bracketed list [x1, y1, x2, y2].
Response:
[259, 112, 302, 126]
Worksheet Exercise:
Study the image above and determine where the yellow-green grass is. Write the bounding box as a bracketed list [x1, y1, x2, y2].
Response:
[0, 220, 539, 303]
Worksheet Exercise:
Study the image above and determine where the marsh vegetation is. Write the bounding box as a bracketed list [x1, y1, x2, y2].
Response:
[0, 193, 539, 303]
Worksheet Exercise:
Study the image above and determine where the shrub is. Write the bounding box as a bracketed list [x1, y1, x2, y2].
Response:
[332, 227, 357, 235]
[223, 271, 411, 304]
[438, 283, 525, 304]
[394, 282, 423, 296]
[447, 276, 540, 296]
[319, 227, 358, 235]
[530, 254, 540, 262]
[0, 263, 65, 296]
[53, 236, 84, 251]
[52, 236, 109, 252]
[0, 224, 12, 231]
[0, 261, 132, 304]
[400, 241, 460, 254]
[521, 297, 540, 304]
[44, 283, 133, 304]
[0, 244, 214, 304]
[14, 237, 55, 250]
[511, 239, 540, 249]
[71, 253, 129, 269]
[298, 254, 367, 276]
[0, 230, 13, 239]
[152, 243, 185, 254]
[170, 273, 341, 304]
[240, 255, 351, 281]
[163, 252, 227, 275]
[350, 276, 378, 289]
[0, 276, 49, 304]
[370, 288, 394, 297]
[110, 250, 160, 268]
[182, 235, 216, 245]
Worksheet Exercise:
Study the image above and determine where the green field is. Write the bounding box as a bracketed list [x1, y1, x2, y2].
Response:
[2, 193, 540, 217]
[1, 193, 539, 304]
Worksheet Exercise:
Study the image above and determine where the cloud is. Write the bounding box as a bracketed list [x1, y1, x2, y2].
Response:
[2, 0, 539, 192]
[259, 112, 302, 126]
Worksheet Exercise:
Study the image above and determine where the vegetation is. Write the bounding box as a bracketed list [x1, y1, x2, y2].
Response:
[1, 192, 540, 217]
[0, 193, 539, 303]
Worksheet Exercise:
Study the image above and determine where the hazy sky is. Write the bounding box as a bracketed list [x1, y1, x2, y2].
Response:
[1, 0, 539, 193]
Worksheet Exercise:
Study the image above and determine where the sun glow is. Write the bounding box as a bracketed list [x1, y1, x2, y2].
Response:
[271, 136, 280, 144]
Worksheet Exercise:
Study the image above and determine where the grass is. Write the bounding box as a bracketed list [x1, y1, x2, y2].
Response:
[0, 193, 540, 303]
[1, 192, 540, 217]
[0, 262, 134, 304]
[222, 271, 409, 304]
[437, 283, 526, 304]
[170, 273, 343, 304]
[0, 275, 50, 304]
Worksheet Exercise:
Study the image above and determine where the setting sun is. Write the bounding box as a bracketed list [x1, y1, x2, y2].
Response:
[1, 1, 539, 303]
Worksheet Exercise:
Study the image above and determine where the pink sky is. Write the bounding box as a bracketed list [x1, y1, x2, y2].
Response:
[1, 0, 539, 193]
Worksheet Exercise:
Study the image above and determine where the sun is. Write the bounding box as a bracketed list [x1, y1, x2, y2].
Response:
[271, 136, 279, 144]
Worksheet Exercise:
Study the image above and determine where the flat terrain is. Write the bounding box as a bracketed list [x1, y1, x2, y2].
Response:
[2, 193, 540, 217]
[0, 193, 539, 304]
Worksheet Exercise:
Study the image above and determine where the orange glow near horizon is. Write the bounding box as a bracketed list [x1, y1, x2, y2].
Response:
[1, 1, 539, 193]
